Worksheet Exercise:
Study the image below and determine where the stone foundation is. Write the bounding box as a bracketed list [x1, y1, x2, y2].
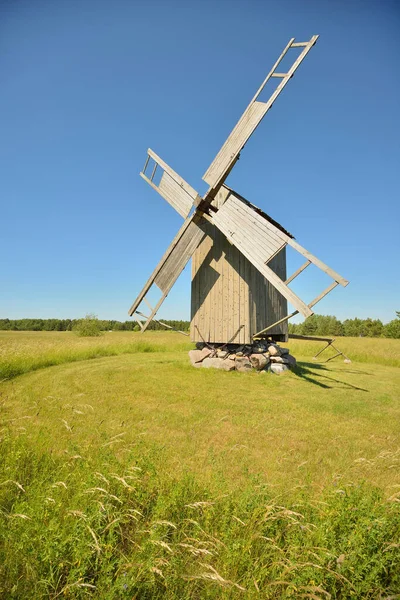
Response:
[189, 341, 297, 374]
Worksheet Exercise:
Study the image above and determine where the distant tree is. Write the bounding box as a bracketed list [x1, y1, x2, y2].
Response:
[383, 312, 400, 339]
[73, 314, 104, 337]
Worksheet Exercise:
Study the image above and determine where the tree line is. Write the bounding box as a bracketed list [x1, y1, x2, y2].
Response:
[0, 318, 190, 333]
[288, 312, 400, 339]
[0, 312, 399, 338]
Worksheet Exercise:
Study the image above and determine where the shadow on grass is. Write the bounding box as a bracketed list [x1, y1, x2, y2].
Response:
[294, 362, 369, 392]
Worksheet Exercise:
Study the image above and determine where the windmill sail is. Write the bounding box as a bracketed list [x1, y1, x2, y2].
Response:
[203, 35, 319, 192]
[128, 213, 208, 330]
[209, 187, 348, 320]
[141, 149, 200, 218]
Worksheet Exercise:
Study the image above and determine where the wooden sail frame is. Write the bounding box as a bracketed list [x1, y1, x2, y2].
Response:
[128, 36, 349, 340]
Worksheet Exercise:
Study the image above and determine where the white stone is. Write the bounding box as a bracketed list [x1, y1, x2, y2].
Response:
[270, 363, 289, 375]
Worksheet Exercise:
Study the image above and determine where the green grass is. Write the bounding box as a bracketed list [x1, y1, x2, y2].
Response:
[0, 332, 400, 598]
[0, 331, 192, 380]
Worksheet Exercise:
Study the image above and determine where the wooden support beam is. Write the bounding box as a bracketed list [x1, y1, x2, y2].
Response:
[143, 297, 154, 313]
[291, 41, 310, 47]
[285, 260, 311, 284]
[271, 72, 287, 78]
[150, 162, 157, 182]
[289, 333, 333, 343]
[143, 153, 150, 174]
[253, 310, 299, 338]
[287, 238, 349, 287]
[134, 312, 145, 332]
[308, 281, 339, 309]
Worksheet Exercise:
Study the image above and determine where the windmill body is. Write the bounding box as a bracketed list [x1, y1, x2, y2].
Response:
[129, 36, 349, 345]
[191, 186, 288, 344]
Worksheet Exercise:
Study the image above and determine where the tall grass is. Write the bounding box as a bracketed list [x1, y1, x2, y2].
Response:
[1, 433, 399, 599]
[1, 332, 400, 596]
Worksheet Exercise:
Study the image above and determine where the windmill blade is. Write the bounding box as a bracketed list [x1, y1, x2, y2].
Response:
[210, 192, 313, 317]
[128, 213, 208, 330]
[141, 149, 201, 218]
[203, 35, 318, 191]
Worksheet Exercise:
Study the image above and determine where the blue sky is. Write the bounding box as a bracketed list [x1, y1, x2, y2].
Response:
[1, 0, 399, 324]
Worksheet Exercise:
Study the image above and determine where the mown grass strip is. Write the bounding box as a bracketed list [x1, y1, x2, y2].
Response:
[0, 341, 192, 381]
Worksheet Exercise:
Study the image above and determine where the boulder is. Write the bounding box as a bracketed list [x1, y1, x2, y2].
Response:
[235, 356, 252, 372]
[267, 344, 281, 357]
[285, 354, 297, 368]
[217, 349, 228, 358]
[280, 347, 289, 355]
[270, 363, 289, 375]
[202, 357, 235, 371]
[189, 348, 212, 367]
[270, 356, 289, 364]
[250, 354, 269, 371]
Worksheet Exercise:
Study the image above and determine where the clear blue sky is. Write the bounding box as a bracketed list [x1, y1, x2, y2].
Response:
[1, 0, 399, 324]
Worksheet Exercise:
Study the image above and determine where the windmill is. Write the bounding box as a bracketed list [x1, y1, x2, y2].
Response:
[129, 35, 348, 347]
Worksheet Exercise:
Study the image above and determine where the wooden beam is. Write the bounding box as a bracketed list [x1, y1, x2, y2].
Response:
[253, 310, 299, 338]
[134, 313, 145, 332]
[285, 260, 311, 284]
[289, 333, 333, 342]
[308, 281, 339, 308]
[287, 238, 349, 287]
[291, 41, 310, 47]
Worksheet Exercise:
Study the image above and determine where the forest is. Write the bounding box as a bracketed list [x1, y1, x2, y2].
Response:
[0, 312, 399, 338]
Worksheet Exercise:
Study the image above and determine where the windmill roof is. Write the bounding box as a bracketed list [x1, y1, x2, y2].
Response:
[223, 186, 294, 239]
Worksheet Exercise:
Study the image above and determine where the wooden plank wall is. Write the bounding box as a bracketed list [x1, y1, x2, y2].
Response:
[190, 225, 288, 344]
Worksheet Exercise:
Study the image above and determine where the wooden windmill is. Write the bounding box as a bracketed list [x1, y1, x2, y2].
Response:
[129, 35, 348, 345]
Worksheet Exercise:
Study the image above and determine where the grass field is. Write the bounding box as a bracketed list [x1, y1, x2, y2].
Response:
[1, 331, 399, 598]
